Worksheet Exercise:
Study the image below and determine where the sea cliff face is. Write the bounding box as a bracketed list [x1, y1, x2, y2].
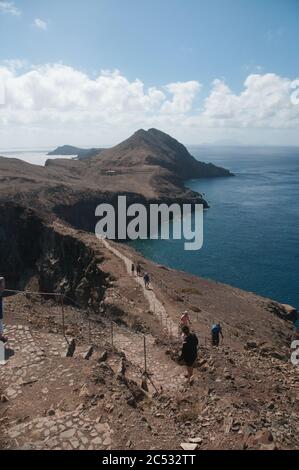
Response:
[0, 204, 110, 305]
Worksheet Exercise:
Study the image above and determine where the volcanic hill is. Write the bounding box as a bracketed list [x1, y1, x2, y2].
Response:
[0, 129, 232, 221]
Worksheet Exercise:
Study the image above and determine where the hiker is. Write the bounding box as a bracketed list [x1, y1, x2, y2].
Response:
[136, 263, 141, 276]
[211, 323, 223, 347]
[143, 272, 150, 289]
[180, 310, 191, 327]
[179, 310, 192, 337]
[0, 277, 7, 343]
[180, 325, 198, 381]
[131, 262, 135, 276]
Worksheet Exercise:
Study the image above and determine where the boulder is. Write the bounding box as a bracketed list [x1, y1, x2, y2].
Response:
[246, 429, 275, 449]
[269, 351, 287, 362]
[75, 345, 94, 360]
[260, 443, 277, 451]
[189, 437, 202, 444]
[281, 304, 297, 320]
[98, 350, 108, 363]
[223, 417, 234, 434]
[0, 394, 8, 403]
[126, 396, 137, 408]
[245, 341, 258, 350]
[180, 443, 199, 451]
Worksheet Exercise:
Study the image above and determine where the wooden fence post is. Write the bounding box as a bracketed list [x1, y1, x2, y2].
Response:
[61, 295, 65, 336]
[0, 341, 5, 365]
[143, 335, 147, 375]
[88, 317, 91, 344]
[110, 322, 114, 348]
[60, 295, 69, 345]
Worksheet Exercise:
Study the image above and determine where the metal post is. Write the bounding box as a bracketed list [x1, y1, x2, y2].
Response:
[60, 295, 69, 345]
[143, 335, 147, 375]
[110, 322, 114, 348]
[88, 317, 91, 344]
[61, 295, 65, 336]
[0, 341, 5, 365]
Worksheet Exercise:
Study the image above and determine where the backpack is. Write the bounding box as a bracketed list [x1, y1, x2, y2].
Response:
[212, 324, 221, 334]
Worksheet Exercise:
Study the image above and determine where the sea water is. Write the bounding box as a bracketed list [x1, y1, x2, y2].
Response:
[130, 146, 299, 310]
[2, 146, 299, 309]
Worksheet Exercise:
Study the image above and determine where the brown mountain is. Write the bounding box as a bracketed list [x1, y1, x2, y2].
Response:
[86, 128, 232, 179]
[0, 129, 232, 226]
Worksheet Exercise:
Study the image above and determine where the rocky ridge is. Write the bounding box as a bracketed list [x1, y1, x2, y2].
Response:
[0, 221, 298, 450]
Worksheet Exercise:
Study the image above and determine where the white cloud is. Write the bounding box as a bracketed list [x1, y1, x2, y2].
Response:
[0, 65, 169, 122]
[0, 63, 298, 146]
[0, 59, 28, 71]
[33, 18, 48, 31]
[199, 74, 299, 129]
[161, 81, 201, 114]
[0, 1, 21, 16]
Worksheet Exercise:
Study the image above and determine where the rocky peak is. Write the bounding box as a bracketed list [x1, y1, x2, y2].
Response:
[94, 128, 232, 179]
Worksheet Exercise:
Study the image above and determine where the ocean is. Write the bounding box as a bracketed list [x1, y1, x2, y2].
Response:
[1, 146, 299, 310]
[0, 149, 76, 166]
[130, 146, 299, 310]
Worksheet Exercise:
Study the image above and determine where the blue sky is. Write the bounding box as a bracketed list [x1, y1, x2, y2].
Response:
[0, 0, 299, 147]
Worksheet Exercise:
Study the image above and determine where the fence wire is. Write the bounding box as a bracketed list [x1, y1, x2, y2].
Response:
[2, 287, 211, 393]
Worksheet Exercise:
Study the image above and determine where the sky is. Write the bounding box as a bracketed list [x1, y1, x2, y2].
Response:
[0, 0, 299, 148]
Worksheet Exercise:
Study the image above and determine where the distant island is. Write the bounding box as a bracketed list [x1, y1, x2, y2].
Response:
[47, 145, 105, 160]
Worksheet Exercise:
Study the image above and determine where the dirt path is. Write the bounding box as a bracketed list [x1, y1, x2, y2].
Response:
[101, 238, 178, 337]
[86, 237, 188, 393]
[110, 325, 186, 393]
[0, 324, 115, 450]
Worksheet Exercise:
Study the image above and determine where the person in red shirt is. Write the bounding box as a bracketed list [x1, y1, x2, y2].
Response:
[180, 310, 192, 327]
[179, 311, 192, 338]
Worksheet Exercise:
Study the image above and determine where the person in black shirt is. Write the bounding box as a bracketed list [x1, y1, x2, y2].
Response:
[131, 263, 135, 276]
[143, 272, 150, 289]
[180, 325, 198, 381]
